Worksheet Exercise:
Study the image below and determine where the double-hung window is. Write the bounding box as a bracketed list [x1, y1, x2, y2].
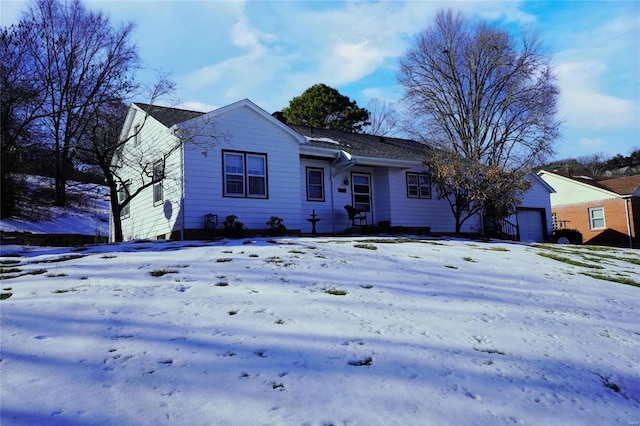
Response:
[152, 160, 164, 205]
[589, 207, 605, 230]
[406, 172, 431, 199]
[223, 151, 267, 198]
[118, 182, 131, 218]
[306, 168, 324, 201]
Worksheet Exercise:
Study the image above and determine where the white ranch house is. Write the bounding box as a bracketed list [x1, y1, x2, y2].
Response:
[112, 99, 553, 242]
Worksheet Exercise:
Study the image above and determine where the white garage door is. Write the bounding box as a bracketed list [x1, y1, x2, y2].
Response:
[517, 209, 544, 242]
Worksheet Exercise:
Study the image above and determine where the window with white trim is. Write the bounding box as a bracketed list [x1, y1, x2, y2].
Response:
[152, 160, 164, 205]
[589, 207, 605, 230]
[306, 167, 324, 201]
[118, 182, 131, 218]
[406, 172, 431, 199]
[223, 151, 267, 198]
[134, 124, 141, 146]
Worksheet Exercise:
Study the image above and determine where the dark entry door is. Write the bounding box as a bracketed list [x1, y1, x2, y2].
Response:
[352, 173, 372, 224]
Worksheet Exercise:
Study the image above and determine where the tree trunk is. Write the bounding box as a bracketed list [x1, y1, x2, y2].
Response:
[109, 185, 123, 242]
[54, 152, 66, 206]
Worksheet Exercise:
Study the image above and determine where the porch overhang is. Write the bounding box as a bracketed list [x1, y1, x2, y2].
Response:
[299, 145, 420, 170]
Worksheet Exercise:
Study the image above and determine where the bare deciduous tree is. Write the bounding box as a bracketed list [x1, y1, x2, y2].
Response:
[0, 23, 48, 216]
[398, 9, 561, 233]
[21, 0, 140, 206]
[363, 98, 401, 137]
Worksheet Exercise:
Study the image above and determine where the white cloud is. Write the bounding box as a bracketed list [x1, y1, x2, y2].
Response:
[556, 58, 639, 130]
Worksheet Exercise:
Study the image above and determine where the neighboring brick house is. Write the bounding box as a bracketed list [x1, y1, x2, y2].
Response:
[538, 171, 640, 248]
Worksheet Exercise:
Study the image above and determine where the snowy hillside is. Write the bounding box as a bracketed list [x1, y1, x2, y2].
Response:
[0, 175, 110, 237]
[1, 237, 638, 425]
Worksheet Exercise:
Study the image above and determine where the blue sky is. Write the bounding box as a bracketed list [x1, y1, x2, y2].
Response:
[2, 1, 638, 160]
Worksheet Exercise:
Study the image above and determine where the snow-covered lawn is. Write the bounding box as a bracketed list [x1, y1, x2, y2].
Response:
[1, 237, 639, 425]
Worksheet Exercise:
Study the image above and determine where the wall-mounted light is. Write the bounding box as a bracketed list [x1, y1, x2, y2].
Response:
[343, 177, 349, 185]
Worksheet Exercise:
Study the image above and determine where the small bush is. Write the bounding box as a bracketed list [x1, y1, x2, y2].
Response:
[222, 215, 246, 238]
[266, 216, 287, 236]
[553, 229, 583, 245]
[354, 243, 377, 250]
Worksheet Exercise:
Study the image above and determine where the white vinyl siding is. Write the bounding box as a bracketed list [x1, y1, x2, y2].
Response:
[181, 102, 303, 233]
[589, 207, 605, 230]
[113, 104, 184, 241]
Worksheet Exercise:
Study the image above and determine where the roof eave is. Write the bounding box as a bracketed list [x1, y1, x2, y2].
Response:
[299, 145, 421, 168]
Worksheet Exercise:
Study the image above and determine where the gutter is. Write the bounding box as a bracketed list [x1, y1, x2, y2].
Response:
[624, 197, 633, 248]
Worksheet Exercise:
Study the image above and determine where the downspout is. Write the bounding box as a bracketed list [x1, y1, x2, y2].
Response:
[624, 197, 632, 248]
[179, 135, 185, 241]
[329, 172, 336, 234]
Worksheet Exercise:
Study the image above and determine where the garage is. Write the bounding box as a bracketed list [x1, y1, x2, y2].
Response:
[517, 208, 546, 242]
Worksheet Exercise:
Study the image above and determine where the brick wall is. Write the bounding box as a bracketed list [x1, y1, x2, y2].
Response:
[553, 197, 638, 248]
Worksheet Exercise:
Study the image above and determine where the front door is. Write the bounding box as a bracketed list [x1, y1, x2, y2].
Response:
[352, 173, 372, 225]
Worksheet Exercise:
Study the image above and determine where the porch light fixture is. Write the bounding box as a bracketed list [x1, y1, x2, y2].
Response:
[343, 177, 349, 185]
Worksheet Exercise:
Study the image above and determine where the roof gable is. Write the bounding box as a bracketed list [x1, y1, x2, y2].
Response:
[541, 171, 640, 197]
[204, 99, 306, 143]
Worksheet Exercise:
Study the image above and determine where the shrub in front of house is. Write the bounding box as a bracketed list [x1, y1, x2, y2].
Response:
[553, 229, 583, 245]
[223, 215, 246, 238]
[266, 216, 287, 236]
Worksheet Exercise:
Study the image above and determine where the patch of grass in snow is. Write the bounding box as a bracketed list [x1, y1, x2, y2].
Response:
[52, 287, 78, 293]
[228, 310, 238, 316]
[445, 265, 458, 269]
[274, 319, 285, 324]
[599, 374, 621, 393]
[348, 356, 373, 366]
[475, 347, 506, 355]
[0, 267, 22, 274]
[101, 255, 117, 259]
[149, 269, 178, 277]
[361, 238, 414, 244]
[0, 292, 13, 300]
[481, 246, 509, 252]
[0, 268, 47, 280]
[215, 281, 229, 287]
[42, 254, 86, 263]
[353, 243, 377, 250]
[248, 253, 259, 257]
[537, 252, 604, 269]
[0, 259, 21, 265]
[324, 288, 348, 296]
[264, 256, 294, 267]
[46, 272, 69, 278]
[216, 258, 233, 263]
[581, 272, 640, 288]
[463, 257, 476, 262]
[288, 249, 306, 254]
[360, 284, 373, 289]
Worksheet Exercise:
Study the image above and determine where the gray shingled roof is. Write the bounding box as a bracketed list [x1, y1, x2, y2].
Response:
[134, 103, 206, 128]
[289, 124, 431, 162]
